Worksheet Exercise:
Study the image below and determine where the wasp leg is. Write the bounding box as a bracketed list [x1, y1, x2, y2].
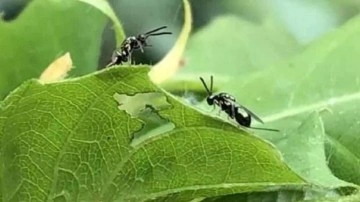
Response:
[137, 40, 145, 53]
[232, 105, 236, 118]
[106, 61, 114, 68]
[209, 105, 217, 113]
[128, 53, 134, 66]
[226, 106, 235, 121]
[106, 52, 117, 67]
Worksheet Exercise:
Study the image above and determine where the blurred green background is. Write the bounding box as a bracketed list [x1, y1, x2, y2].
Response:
[2, 1, 360, 200]
[2, 0, 359, 69]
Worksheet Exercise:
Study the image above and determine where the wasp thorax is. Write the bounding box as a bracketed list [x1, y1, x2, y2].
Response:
[106, 26, 171, 68]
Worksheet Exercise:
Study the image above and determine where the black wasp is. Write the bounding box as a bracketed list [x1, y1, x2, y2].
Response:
[199, 76, 279, 132]
[106, 26, 172, 67]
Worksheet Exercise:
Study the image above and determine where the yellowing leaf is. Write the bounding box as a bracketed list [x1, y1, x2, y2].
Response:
[39, 52, 73, 83]
[0, 0, 108, 99]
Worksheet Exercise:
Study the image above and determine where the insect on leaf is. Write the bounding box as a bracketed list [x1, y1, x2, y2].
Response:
[0, 67, 306, 201]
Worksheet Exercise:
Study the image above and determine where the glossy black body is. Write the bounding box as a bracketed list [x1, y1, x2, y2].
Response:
[199, 76, 278, 132]
[106, 26, 172, 67]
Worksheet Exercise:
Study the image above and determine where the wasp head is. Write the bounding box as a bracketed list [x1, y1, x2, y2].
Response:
[206, 95, 215, 105]
[136, 34, 147, 46]
[136, 26, 172, 48]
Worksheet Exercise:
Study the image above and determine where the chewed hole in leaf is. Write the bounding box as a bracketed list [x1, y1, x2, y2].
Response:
[113, 92, 171, 117]
[113, 92, 175, 144]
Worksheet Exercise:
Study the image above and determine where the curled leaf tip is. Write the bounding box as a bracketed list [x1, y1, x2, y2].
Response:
[77, 0, 126, 45]
[148, 0, 192, 84]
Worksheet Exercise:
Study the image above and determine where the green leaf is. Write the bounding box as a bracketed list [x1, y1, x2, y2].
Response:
[0, 0, 108, 99]
[177, 15, 300, 78]
[78, 0, 125, 47]
[276, 112, 350, 188]
[0, 67, 305, 201]
[165, 8, 360, 194]
[209, 14, 360, 187]
[113, 92, 173, 140]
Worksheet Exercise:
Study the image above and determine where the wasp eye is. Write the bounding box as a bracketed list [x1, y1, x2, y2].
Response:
[206, 97, 214, 105]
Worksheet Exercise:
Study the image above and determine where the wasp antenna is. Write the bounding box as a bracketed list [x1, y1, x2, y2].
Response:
[199, 77, 212, 95]
[249, 126, 280, 132]
[210, 75, 214, 93]
[144, 26, 168, 35]
[147, 32, 172, 37]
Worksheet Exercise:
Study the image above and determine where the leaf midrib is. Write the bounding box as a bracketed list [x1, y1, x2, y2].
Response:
[263, 91, 360, 123]
[47, 71, 143, 201]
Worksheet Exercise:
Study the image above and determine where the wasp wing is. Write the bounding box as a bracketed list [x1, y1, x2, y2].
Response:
[238, 104, 264, 124]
